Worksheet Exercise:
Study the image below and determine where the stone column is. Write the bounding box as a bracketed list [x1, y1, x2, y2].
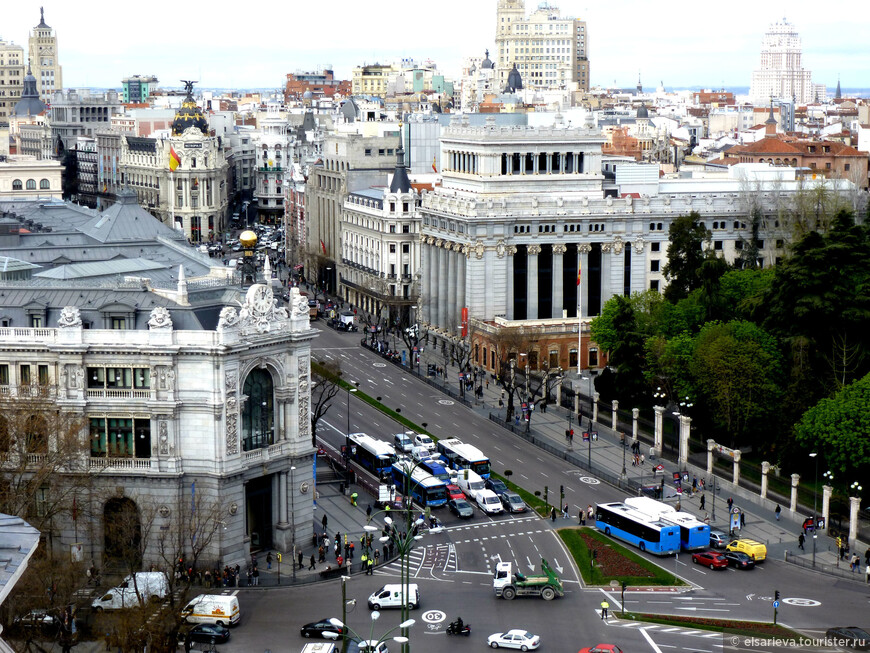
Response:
[760, 461, 770, 499]
[526, 244, 540, 319]
[437, 241, 448, 330]
[821, 485, 833, 532]
[732, 449, 741, 486]
[555, 380, 562, 407]
[653, 406, 664, 458]
[573, 392, 579, 415]
[448, 246, 459, 334]
[849, 496, 861, 549]
[611, 399, 619, 431]
[455, 245, 466, 332]
[552, 244, 565, 318]
[631, 408, 639, 445]
[592, 391, 599, 423]
[707, 439, 716, 477]
[678, 414, 691, 467]
[506, 246, 516, 320]
[790, 473, 800, 512]
[420, 242, 429, 324]
[279, 471, 288, 525]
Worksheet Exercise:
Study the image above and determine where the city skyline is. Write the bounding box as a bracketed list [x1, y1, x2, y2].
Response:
[4, 1, 868, 92]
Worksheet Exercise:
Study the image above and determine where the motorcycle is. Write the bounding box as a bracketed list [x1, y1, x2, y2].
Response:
[446, 619, 471, 636]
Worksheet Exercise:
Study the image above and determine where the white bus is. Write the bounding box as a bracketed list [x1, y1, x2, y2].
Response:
[624, 496, 710, 551]
[348, 432, 396, 476]
[435, 438, 491, 478]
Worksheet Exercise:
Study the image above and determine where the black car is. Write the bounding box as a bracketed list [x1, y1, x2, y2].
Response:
[826, 627, 870, 650]
[448, 498, 474, 519]
[301, 618, 346, 639]
[183, 624, 230, 646]
[722, 550, 755, 569]
[485, 478, 509, 499]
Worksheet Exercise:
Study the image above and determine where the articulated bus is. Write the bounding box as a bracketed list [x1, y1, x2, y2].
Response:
[348, 432, 396, 477]
[595, 502, 681, 555]
[435, 438, 491, 479]
[390, 461, 449, 508]
[624, 496, 710, 551]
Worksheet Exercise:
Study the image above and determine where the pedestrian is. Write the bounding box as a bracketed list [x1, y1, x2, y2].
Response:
[351, 492, 358, 506]
[337, 554, 343, 568]
[588, 505, 594, 520]
[775, 505, 781, 521]
[383, 544, 389, 560]
[740, 511, 746, 528]
[368, 558, 374, 575]
[865, 547, 870, 568]
[322, 514, 328, 530]
[699, 494, 705, 511]
[266, 552, 273, 570]
[798, 532, 805, 551]
[361, 553, 367, 571]
[866, 564, 870, 584]
[334, 543, 340, 560]
[367, 504, 373, 518]
[298, 551, 304, 570]
[252, 566, 259, 586]
[581, 510, 587, 527]
[563, 504, 569, 519]
[349, 542, 355, 559]
[600, 600, 610, 619]
[851, 553, 860, 573]
[640, 454, 644, 465]
[374, 549, 380, 564]
[727, 497, 733, 512]
[318, 545, 325, 563]
[309, 555, 316, 570]
[551, 507, 557, 522]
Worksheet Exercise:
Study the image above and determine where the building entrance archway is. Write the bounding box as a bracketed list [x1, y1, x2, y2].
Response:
[103, 497, 142, 567]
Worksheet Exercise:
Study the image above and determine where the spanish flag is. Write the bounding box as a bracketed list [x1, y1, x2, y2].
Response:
[576, 262, 582, 286]
[169, 146, 181, 172]
[431, 155, 437, 173]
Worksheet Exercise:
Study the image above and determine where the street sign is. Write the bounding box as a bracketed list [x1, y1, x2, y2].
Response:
[773, 600, 780, 609]
[582, 431, 590, 442]
[655, 464, 665, 471]
[590, 431, 598, 441]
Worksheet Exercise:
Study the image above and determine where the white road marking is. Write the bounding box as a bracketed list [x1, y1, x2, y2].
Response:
[640, 626, 665, 653]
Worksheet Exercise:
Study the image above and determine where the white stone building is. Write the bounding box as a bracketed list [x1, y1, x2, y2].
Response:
[28, 8, 63, 101]
[749, 19, 816, 105]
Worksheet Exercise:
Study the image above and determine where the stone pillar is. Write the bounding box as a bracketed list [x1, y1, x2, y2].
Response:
[552, 244, 565, 318]
[506, 246, 516, 320]
[653, 405, 664, 458]
[526, 244, 540, 319]
[555, 381, 562, 407]
[821, 485, 833, 532]
[631, 408, 639, 444]
[760, 461, 770, 499]
[279, 471, 288, 525]
[437, 242, 448, 330]
[420, 242, 429, 324]
[456, 246, 466, 331]
[678, 414, 691, 467]
[611, 399, 619, 431]
[849, 496, 861, 549]
[592, 391, 599, 423]
[732, 449, 741, 486]
[448, 246, 458, 334]
[573, 392, 579, 416]
[789, 473, 800, 512]
[707, 439, 716, 477]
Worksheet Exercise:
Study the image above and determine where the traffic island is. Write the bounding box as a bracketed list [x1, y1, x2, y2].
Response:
[558, 527, 687, 587]
[617, 612, 803, 639]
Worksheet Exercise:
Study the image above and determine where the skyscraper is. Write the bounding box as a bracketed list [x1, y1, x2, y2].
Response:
[495, 0, 589, 92]
[749, 19, 814, 104]
[0, 39, 25, 126]
[28, 7, 63, 101]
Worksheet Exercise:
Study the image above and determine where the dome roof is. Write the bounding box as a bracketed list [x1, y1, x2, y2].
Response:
[302, 90, 314, 99]
[171, 81, 208, 136]
[505, 63, 523, 93]
[637, 102, 649, 119]
[481, 49, 494, 69]
[14, 65, 46, 117]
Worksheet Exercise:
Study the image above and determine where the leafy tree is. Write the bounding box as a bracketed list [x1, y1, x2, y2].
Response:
[717, 268, 774, 322]
[607, 296, 648, 407]
[692, 255, 731, 322]
[794, 372, 870, 478]
[662, 211, 711, 302]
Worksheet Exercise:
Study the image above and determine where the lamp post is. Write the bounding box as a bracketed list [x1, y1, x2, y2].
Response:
[328, 612, 415, 653]
[620, 432, 627, 481]
[290, 465, 297, 583]
[809, 452, 818, 567]
[345, 382, 360, 486]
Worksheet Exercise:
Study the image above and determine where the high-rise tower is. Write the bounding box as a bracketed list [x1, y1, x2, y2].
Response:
[749, 19, 813, 104]
[0, 39, 25, 125]
[28, 7, 63, 101]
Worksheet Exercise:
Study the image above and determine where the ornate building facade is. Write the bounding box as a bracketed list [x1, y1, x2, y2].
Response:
[28, 8, 63, 101]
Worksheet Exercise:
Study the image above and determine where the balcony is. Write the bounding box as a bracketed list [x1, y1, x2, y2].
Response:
[243, 441, 287, 463]
[86, 389, 151, 399]
[89, 457, 156, 471]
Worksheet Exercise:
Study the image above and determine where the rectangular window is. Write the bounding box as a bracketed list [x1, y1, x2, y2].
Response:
[402, 224, 410, 233]
[29, 315, 43, 328]
[389, 244, 396, 253]
[650, 279, 660, 292]
[38, 365, 49, 386]
[111, 317, 126, 330]
[19, 365, 31, 385]
[402, 243, 410, 254]
[389, 225, 396, 233]
[0, 365, 7, 385]
[714, 240, 723, 250]
[651, 242, 660, 252]
[650, 260, 660, 272]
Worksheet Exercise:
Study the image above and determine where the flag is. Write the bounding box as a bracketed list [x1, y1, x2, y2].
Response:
[576, 262, 582, 286]
[431, 155, 437, 173]
[72, 495, 77, 521]
[169, 146, 181, 172]
[320, 239, 327, 255]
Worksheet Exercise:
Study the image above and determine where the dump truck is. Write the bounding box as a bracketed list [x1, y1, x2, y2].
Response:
[492, 558, 564, 600]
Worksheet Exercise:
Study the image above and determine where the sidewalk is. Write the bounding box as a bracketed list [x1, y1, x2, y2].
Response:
[364, 336, 868, 580]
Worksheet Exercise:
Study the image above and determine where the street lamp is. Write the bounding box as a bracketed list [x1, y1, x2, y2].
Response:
[345, 382, 360, 486]
[809, 452, 818, 567]
[328, 613, 415, 653]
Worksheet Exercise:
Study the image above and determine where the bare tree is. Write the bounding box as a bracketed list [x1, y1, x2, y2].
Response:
[311, 360, 342, 445]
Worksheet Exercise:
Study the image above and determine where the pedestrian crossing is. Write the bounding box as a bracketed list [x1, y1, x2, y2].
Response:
[605, 618, 723, 643]
[375, 543, 457, 578]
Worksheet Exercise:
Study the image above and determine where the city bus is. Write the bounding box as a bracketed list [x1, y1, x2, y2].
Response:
[435, 438, 491, 479]
[348, 432, 396, 477]
[390, 461, 449, 508]
[624, 496, 710, 551]
[595, 502, 681, 555]
[416, 457, 452, 482]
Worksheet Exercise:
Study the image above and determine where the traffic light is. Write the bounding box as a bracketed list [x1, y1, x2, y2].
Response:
[560, 485, 564, 496]
[774, 590, 780, 600]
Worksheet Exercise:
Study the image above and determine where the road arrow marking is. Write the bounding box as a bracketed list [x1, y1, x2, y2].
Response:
[553, 558, 563, 574]
[526, 556, 534, 571]
[746, 593, 755, 601]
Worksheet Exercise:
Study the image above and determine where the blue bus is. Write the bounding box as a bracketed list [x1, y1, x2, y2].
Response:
[391, 461, 449, 508]
[416, 457, 451, 482]
[624, 496, 710, 551]
[435, 438, 491, 479]
[348, 432, 396, 477]
[595, 502, 681, 556]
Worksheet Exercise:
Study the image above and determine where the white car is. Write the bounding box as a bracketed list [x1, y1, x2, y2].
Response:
[476, 489, 504, 514]
[487, 630, 540, 650]
[413, 434, 435, 451]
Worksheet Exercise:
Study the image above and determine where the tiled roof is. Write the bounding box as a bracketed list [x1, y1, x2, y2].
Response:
[728, 138, 803, 155]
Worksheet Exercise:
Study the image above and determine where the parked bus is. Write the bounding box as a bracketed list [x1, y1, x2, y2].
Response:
[435, 438, 491, 478]
[390, 461, 449, 508]
[348, 432, 396, 477]
[595, 502, 681, 555]
[624, 496, 710, 551]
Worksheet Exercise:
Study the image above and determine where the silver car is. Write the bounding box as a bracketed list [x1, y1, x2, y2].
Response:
[500, 491, 527, 513]
[709, 529, 728, 548]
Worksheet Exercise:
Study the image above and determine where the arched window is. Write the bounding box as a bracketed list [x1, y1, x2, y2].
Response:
[242, 368, 274, 451]
[26, 179, 36, 190]
[12, 179, 22, 190]
[39, 179, 50, 189]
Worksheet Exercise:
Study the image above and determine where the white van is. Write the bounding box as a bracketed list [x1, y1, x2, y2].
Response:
[393, 432, 414, 454]
[455, 469, 485, 502]
[367, 584, 420, 610]
[182, 594, 241, 627]
[91, 572, 168, 611]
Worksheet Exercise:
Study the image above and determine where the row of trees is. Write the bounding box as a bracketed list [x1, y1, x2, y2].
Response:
[591, 207, 870, 478]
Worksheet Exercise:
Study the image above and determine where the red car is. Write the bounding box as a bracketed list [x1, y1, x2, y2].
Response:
[446, 484, 464, 501]
[692, 550, 728, 569]
[578, 646, 624, 653]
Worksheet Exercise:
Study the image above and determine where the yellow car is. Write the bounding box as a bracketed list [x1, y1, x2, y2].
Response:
[725, 538, 767, 562]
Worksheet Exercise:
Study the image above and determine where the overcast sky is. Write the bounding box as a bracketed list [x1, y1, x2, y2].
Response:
[5, 1, 866, 91]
